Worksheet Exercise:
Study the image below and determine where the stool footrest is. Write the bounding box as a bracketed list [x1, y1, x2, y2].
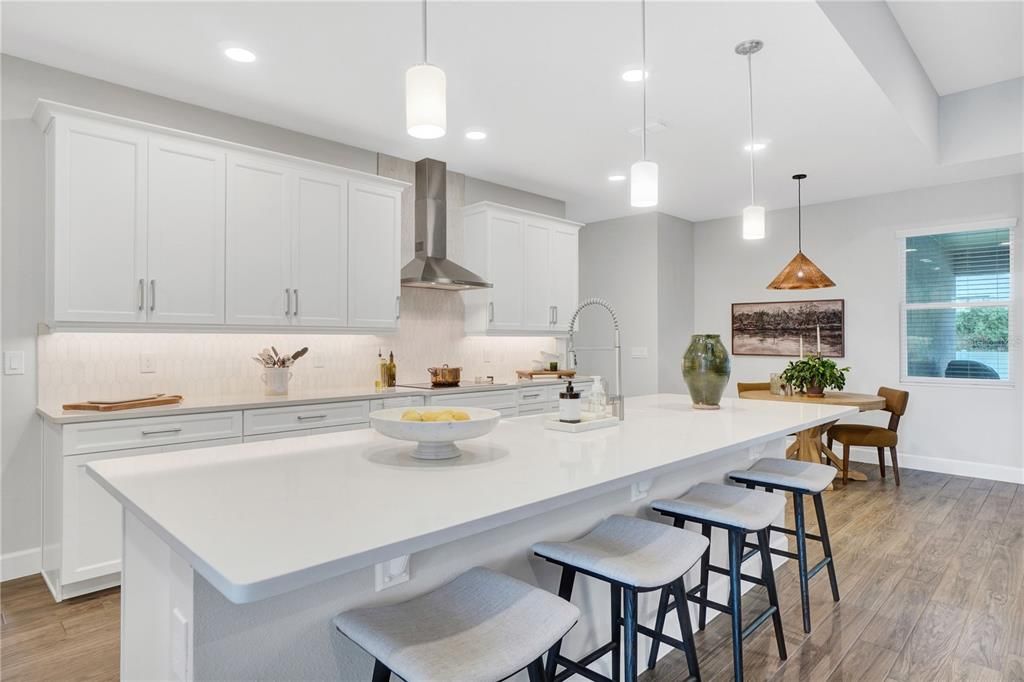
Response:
[741, 605, 779, 639]
[707, 563, 767, 587]
[769, 525, 823, 543]
[552, 642, 616, 682]
[807, 556, 833, 580]
[744, 541, 799, 561]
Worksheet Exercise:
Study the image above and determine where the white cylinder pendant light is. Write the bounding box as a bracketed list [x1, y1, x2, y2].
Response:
[736, 39, 765, 239]
[630, 160, 658, 207]
[406, 0, 446, 139]
[406, 64, 446, 139]
[629, 0, 658, 208]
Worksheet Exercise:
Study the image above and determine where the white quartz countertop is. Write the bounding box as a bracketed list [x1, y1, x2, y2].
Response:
[87, 394, 855, 604]
[37, 377, 590, 424]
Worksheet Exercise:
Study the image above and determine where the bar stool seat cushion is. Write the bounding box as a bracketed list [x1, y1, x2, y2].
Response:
[532, 515, 709, 589]
[652, 482, 784, 531]
[728, 457, 836, 493]
[333, 567, 579, 682]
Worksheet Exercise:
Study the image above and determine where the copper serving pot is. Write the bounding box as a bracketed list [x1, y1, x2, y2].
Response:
[427, 364, 462, 387]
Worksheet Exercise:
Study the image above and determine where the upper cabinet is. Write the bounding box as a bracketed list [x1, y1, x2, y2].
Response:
[463, 202, 581, 335]
[35, 101, 406, 332]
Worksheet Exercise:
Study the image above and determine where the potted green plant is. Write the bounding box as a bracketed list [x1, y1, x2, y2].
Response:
[780, 355, 850, 396]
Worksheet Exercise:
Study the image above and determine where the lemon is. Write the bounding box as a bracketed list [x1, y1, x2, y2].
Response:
[451, 410, 471, 421]
[400, 409, 422, 422]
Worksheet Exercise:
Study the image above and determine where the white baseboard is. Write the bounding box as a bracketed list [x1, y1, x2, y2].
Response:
[1, 546, 41, 582]
[846, 446, 1024, 484]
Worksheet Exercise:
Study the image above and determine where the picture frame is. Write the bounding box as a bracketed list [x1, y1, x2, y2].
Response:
[731, 299, 845, 357]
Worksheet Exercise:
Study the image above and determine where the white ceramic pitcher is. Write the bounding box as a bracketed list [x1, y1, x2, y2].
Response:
[262, 367, 292, 396]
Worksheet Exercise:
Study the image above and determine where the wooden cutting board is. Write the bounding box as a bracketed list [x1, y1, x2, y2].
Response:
[62, 394, 184, 412]
[516, 370, 576, 379]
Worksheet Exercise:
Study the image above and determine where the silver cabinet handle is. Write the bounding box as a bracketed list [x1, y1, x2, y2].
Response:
[488, 302, 495, 322]
[294, 289, 299, 318]
[549, 305, 555, 325]
[296, 414, 327, 421]
[395, 295, 401, 320]
[522, 392, 541, 399]
[553, 306, 558, 324]
[141, 427, 182, 436]
[138, 279, 145, 312]
[285, 288, 292, 317]
[149, 279, 156, 312]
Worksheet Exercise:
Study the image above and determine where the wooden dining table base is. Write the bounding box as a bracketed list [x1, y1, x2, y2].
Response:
[791, 423, 867, 482]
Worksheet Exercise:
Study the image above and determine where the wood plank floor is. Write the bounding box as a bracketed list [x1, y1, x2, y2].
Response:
[1, 463, 1021, 681]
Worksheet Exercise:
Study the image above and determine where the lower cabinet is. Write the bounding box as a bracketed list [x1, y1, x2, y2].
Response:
[242, 422, 366, 443]
[428, 390, 519, 418]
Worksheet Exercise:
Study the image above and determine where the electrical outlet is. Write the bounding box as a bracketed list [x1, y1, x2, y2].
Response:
[631, 479, 653, 501]
[3, 351, 25, 375]
[374, 555, 411, 591]
[631, 347, 649, 359]
[312, 352, 326, 369]
[140, 353, 156, 374]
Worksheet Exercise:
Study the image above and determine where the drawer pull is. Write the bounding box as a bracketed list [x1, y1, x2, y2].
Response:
[522, 393, 541, 399]
[296, 414, 327, 421]
[141, 427, 182, 436]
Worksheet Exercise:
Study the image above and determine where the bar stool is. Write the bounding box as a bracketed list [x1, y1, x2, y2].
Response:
[532, 514, 709, 682]
[728, 457, 840, 633]
[333, 566, 580, 682]
[649, 483, 787, 682]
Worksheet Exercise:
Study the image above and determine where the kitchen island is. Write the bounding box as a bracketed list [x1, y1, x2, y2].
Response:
[88, 394, 855, 681]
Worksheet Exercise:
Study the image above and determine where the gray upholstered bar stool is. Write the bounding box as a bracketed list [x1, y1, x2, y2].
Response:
[728, 458, 840, 633]
[649, 483, 787, 682]
[532, 514, 709, 682]
[333, 566, 580, 682]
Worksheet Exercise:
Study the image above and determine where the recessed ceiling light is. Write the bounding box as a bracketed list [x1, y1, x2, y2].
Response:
[224, 47, 256, 63]
[743, 142, 767, 152]
[608, 174, 626, 182]
[465, 130, 487, 141]
[621, 69, 649, 82]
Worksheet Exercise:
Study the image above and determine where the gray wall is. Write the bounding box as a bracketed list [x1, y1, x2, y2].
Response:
[0, 55, 564, 569]
[656, 214, 695, 394]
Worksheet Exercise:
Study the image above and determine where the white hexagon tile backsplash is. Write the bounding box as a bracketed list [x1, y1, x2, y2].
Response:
[37, 288, 558, 404]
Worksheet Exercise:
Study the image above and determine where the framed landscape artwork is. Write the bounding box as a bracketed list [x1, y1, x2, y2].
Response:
[731, 299, 845, 357]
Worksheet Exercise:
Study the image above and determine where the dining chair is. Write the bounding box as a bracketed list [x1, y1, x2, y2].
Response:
[736, 381, 770, 395]
[826, 387, 909, 485]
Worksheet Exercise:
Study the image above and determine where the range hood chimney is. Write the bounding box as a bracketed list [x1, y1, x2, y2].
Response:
[400, 158, 492, 291]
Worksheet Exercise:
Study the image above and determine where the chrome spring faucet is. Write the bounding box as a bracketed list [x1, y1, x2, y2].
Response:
[566, 298, 624, 420]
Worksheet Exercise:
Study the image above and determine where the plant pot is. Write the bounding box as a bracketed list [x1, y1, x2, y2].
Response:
[806, 384, 825, 397]
[682, 334, 731, 410]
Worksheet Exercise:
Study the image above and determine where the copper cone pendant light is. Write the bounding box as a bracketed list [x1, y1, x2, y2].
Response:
[767, 174, 836, 290]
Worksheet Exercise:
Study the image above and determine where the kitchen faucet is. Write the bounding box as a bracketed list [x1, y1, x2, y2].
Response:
[566, 298, 624, 420]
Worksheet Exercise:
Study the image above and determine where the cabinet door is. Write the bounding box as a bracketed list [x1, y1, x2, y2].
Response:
[52, 117, 147, 323]
[226, 154, 292, 325]
[293, 170, 348, 327]
[147, 135, 226, 324]
[523, 218, 552, 330]
[488, 213, 525, 330]
[348, 182, 401, 329]
[549, 225, 579, 333]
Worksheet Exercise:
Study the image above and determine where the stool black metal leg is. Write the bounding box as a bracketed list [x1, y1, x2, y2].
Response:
[727, 529, 744, 681]
[793, 492, 812, 633]
[756, 528, 787, 661]
[371, 660, 391, 682]
[545, 567, 576, 681]
[813, 493, 840, 602]
[698, 523, 712, 630]
[671, 578, 701, 682]
[646, 586, 671, 670]
[623, 587, 639, 682]
[526, 657, 545, 682]
[611, 583, 622, 682]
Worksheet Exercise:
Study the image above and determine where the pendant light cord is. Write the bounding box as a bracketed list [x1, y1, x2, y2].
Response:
[797, 177, 803, 252]
[641, 0, 647, 161]
[747, 52, 755, 205]
[422, 0, 428, 64]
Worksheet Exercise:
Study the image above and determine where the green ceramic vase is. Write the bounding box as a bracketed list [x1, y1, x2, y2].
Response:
[682, 334, 732, 410]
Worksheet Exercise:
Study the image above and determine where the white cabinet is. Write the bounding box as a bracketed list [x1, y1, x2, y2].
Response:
[243, 423, 365, 443]
[148, 135, 226, 324]
[47, 115, 148, 323]
[369, 395, 426, 411]
[348, 181, 402, 329]
[428, 390, 519, 418]
[243, 401, 370, 437]
[293, 169, 349, 327]
[463, 202, 581, 335]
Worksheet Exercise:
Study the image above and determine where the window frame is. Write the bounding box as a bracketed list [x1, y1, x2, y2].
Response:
[898, 217, 1017, 388]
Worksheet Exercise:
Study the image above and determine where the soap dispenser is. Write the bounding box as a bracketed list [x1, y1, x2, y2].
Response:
[559, 381, 582, 424]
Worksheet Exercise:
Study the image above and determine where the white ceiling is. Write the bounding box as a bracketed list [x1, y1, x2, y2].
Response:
[888, 0, 1024, 96]
[3, 1, 1021, 224]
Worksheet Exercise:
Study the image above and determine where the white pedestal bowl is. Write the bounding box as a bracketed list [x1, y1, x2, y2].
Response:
[370, 407, 501, 459]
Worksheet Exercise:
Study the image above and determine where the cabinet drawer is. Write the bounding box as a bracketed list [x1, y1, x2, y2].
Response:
[62, 411, 243, 456]
[244, 401, 369, 436]
[518, 387, 549, 405]
[369, 395, 426, 412]
[243, 422, 367, 443]
[428, 390, 518, 411]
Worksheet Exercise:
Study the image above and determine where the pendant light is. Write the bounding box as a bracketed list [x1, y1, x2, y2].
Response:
[766, 174, 836, 289]
[406, 0, 446, 139]
[630, 0, 658, 208]
[736, 39, 765, 240]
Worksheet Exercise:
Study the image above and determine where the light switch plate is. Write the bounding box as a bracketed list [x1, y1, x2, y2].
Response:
[631, 479, 654, 501]
[374, 555, 411, 591]
[140, 353, 156, 374]
[3, 351, 25, 375]
[631, 347, 648, 359]
[312, 352, 326, 369]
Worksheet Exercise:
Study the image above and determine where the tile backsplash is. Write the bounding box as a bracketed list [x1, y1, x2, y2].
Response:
[37, 288, 558, 404]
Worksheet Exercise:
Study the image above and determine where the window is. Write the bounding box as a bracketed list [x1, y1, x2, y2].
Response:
[901, 221, 1014, 384]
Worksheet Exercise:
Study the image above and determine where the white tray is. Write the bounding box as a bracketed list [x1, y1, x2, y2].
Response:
[544, 413, 621, 433]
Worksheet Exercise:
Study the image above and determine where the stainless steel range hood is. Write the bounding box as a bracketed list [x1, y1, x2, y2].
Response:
[400, 158, 493, 291]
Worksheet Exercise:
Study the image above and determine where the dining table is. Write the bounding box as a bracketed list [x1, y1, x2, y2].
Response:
[738, 389, 886, 481]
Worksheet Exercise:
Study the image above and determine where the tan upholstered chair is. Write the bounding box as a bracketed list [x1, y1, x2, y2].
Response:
[827, 387, 909, 486]
[736, 381, 770, 395]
